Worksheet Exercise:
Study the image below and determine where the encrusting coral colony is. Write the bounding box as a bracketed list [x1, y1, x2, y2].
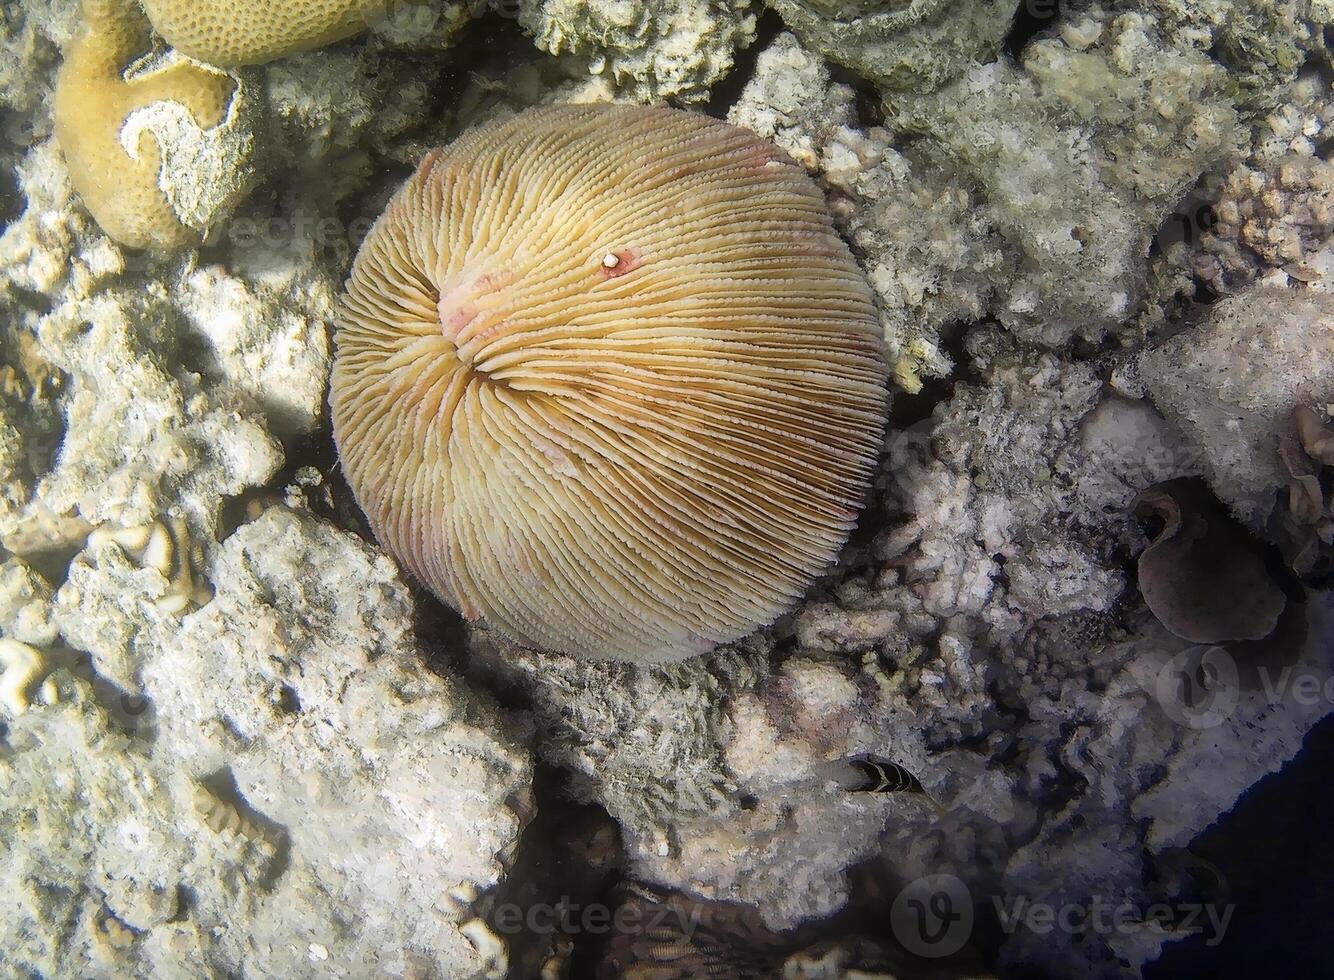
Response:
[0, 0, 1331, 976]
[53, 0, 255, 250]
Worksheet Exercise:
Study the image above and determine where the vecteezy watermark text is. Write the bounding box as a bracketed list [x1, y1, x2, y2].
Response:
[993, 895, 1233, 947]
[890, 875, 1234, 956]
[1153, 644, 1334, 730]
[479, 895, 703, 940]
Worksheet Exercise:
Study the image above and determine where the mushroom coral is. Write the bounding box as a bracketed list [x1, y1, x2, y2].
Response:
[330, 104, 888, 663]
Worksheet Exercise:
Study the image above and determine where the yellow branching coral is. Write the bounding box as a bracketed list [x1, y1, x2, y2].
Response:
[331, 104, 888, 663]
[53, 0, 253, 251]
[137, 0, 404, 65]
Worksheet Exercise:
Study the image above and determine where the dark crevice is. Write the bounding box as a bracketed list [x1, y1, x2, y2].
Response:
[413, 583, 472, 678]
[703, 7, 785, 119]
[8, 283, 54, 317]
[18, 540, 84, 590]
[828, 64, 887, 129]
[1002, 0, 1060, 60]
[1151, 192, 1218, 257]
[885, 317, 979, 434]
[1192, 278, 1220, 305]
[457, 764, 627, 980]
[0, 157, 23, 232]
[275, 684, 301, 714]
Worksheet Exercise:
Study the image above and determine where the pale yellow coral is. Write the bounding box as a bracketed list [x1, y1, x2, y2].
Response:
[0, 637, 54, 716]
[138, 0, 403, 65]
[88, 517, 213, 613]
[53, 0, 245, 251]
[190, 782, 267, 839]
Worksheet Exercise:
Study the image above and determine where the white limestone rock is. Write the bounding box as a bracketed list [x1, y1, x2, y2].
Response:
[4, 506, 533, 979]
[1137, 283, 1334, 526]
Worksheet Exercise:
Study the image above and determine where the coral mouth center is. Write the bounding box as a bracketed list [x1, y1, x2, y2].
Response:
[436, 266, 513, 373]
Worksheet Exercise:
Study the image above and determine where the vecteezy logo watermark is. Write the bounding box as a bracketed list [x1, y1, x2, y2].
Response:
[1154, 644, 1239, 730]
[890, 874, 973, 957]
[481, 896, 702, 941]
[1256, 666, 1334, 707]
[993, 896, 1233, 947]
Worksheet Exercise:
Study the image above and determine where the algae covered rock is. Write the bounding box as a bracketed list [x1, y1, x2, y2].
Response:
[766, 0, 1020, 93]
[731, 32, 1010, 391]
[882, 10, 1241, 347]
[1094, 0, 1332, 115]
[518, 0, 756, 102]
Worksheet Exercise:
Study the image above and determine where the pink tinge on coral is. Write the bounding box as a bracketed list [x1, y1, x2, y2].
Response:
[439, 301, 478, 342]
[437, 268, 512, 345]
[598, 247, 642, 280]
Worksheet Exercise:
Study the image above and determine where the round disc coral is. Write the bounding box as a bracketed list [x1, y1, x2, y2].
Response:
[331, 104, 888, 662]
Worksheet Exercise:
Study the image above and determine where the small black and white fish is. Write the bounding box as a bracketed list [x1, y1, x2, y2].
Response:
[815, 756, 946, 813]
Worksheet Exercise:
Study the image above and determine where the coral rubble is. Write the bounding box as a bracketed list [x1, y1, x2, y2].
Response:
[2, 507, 532, 978]
[517, 0, 756, 103]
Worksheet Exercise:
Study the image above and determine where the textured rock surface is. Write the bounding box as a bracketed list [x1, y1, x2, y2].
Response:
[993, 597, 1334, 978]
[766, 0, 1020, 93]
[0, 0, 78, 128]
[731, 33, 1009, 390]
[469, 631, 910, 930]
[518, 0, 756, 103]
[1136, 283, 1334, 527]
[1093, 0, 1332, 114]
[881, 10, 1241, 348]
[732, 18, 1243, 384]
[1182, 69, 1333, 295]
[2, 506, 532, 979]
[0, 134, 333, 552]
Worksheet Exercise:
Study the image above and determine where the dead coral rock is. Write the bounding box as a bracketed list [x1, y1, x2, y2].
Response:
[1137, 282, 1334, 526]
[1133, 479, 1288, 643]
[795, 601, 900, 654]
[1190, 154, 1333, 294]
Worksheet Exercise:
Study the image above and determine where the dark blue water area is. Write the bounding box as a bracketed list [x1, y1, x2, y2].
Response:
[1145, 712, 1334, 980]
